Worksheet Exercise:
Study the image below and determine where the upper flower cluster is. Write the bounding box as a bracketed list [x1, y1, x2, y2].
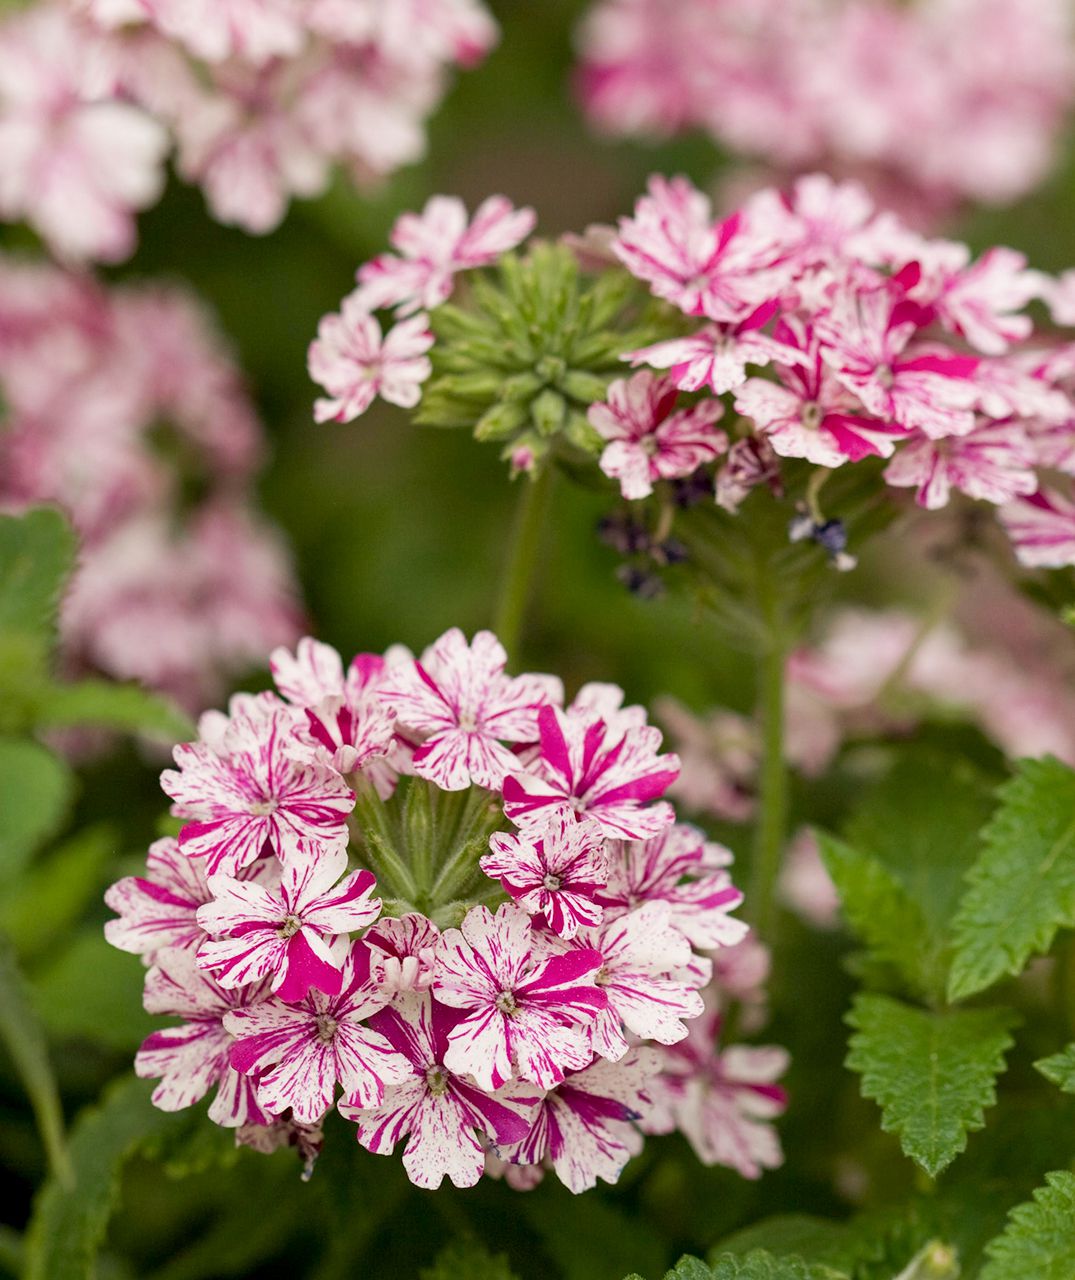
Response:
[312, 174, 1075, 575]
[0, 0, 497, 260]
[0, 255, 302, 710]
[105, 626, 786, 1191]
[576, 0, 1075, 220]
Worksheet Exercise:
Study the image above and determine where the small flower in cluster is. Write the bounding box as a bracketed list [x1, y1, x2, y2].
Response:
[319, 172, 1075, 574]
[0, 257, 303, 712]
[106, 626, 783, 1193]
[0, 0, 498, 259]
[576, 0, 1075, 218]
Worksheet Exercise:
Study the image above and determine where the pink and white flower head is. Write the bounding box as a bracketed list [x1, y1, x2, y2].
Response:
[377, 628, 562, 792]
[355, 194, 536, 316]
[1000, 489, 1075, 569]
[309, 301, 433, 424]
[433, 903, 606, 1091]
[162, 691, 355, 875]
[342, 993, 541, 1190]
[503, 704, 680, 841]
[225, 940, 411, 1124]
[589, 370, 727, 500]
[108, 626, 758, 1191]
[197, 844, 380, 1002]
[482, 814, 609, 939]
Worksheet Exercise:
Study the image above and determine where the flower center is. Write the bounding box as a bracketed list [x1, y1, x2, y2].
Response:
[542, 873, 562, 891]
[458, 709, 479, 731]
[876, 364, 895, 389]
[278, 914, 302, 939]
[801, 400, 823, 431]
[315, 1014, 338, 1042]
[248, 798, 279, 817]
[425, 1064, 449, 1095]
[641, 433, 660, 456]
[495, 990, 519, 1015]
[594, 964, 611, 987]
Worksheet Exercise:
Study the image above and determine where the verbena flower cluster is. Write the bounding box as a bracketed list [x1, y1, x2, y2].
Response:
[0, 255, 302, 709]
[575, 0, 1075, 220]
[105, 626, 788, 1191]
[0, 0, 496, 261]
[310, 175, 1075, 573]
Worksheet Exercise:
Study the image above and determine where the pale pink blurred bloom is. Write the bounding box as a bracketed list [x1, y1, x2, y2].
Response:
[1000, 489, 1075, 569]
[714, 437, 781, 515]
[355, 194, 536, 316]
[0, 5, 168, 262]
[1043, 271, 1075, 327]
[655, 696, 757, 823]
[778, 829, 840, 931]
[139, 0, 305, 65]
[309, 0, 497, 70]
[884, 421, 1038, 510]
[309, 299, 433, 424]
[590, 370, 727, 500]
[709, 934, 772, 1033]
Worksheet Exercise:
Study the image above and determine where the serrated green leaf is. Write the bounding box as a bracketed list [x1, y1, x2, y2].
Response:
[979, 1172, 1075, 1280]
[33, 929, 154, 1052]
[818, 834, 939, 1002]
[1035, 1043, 1075, 1093]
[24, 1076, 187, 1280]
[948, 756, 1075, 1001]
[420, 1240, 519, 1280]
[0, 825, 115, 960]
[708, 1251, 848, 1279]
[0, 932, 70, 1186]
[0, 506, 76, 646]
[0, 737, 74, 881]
[33, 680, 194, 742]
[846, 993, 1017, 1177]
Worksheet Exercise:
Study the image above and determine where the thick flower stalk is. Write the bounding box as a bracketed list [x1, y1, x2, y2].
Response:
[0, 255, 302, 711]
[0, 0, 497, 260]
[575, 0, 1075, 222]
[105, 626, 786, 1192]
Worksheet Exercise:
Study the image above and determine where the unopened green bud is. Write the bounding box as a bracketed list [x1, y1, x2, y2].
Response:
[531, 388, 567, 437]
[474, 400, 529, 441]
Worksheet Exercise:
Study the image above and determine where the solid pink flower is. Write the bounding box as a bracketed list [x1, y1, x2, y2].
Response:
[573, 901, 705, 1062]
[136, 946, 271, 1128]
[503, 704, 680, 841]
[377, 627, 562, 792]
[999, 488, 1075, 568]
[883, 421, 1038, 510]
[105, 836, 214, 958]
[365, 913, 441, 996]
[817, 285, 979, 439]
[433, 903, 606, 1092]
[505, 1047, 660, 1193]
[309, 297, 433, 423]
[341, 993, 541, 1190]
[225, 940, 411, 1125]
[735, 319, 908, 466]
[613, 176, 778, 322]
[197, 844, 380, 1003]
[589, 370, 726, 500]
[270, 638, 398, 780]
[482, 814, 610, 939]
[628, 303, 799, 397]
[161, 691, 355, 876]
[602, 824, 748, 952]
[355, 194, 536, 316]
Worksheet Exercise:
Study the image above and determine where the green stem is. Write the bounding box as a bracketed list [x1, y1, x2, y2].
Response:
[492, 463, 554, 658]
[749, 611, 789, 941]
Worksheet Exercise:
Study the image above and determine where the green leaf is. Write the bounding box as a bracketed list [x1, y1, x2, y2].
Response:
[979, 1172, 1075, 1280]
[32, 680, 194, 742]
[24, 1076, 187, 1280]
[627, 1255, 849, 1280]
[420, 1240, 519, 1280]
[948, 756, 1075, 1001]
[1035, 1043, 1075, 1093]
[845, 993, 1017, 1177]
[0, 932, 71, 1186]
[0, 825, 115, 960]
[0, 506, 76, 645]
[33, 929, 154, 1052]
[0, 737, 74, 880]
[818, 835, 939, 1002]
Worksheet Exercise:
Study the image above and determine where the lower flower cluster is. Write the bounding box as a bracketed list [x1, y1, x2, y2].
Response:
[105, 626, 787, 1191]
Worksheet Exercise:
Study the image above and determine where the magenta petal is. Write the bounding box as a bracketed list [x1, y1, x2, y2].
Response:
[276, 931, 343, 1003]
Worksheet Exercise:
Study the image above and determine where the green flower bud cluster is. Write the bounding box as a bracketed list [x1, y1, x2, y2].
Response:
[414, 241, 670, 470]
